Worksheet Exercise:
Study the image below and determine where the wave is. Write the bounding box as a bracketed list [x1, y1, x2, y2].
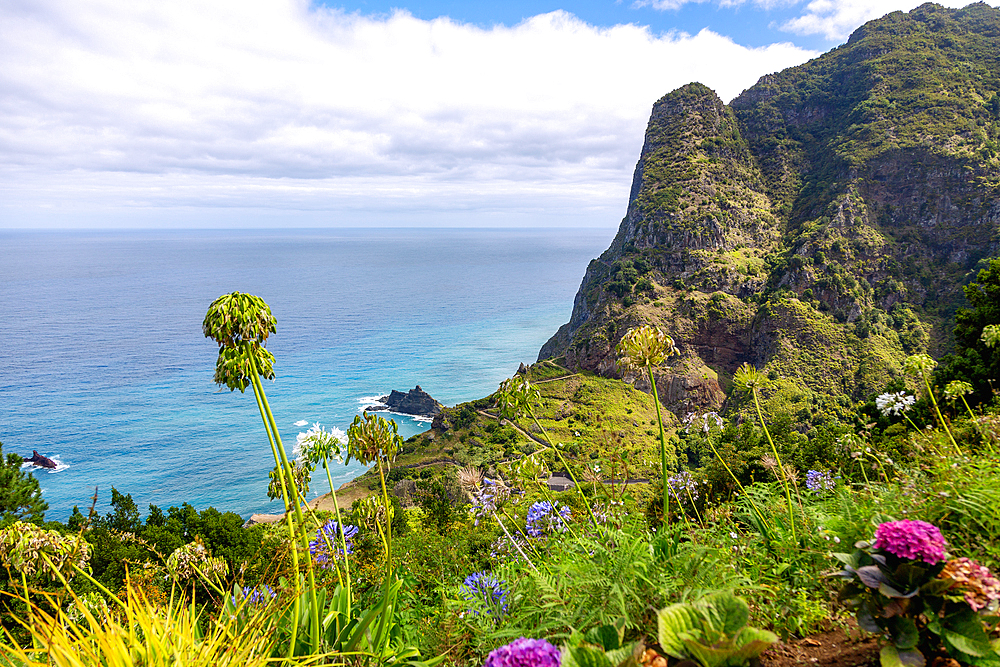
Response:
[358, 394, 387, 409]
[293, 419, 309, 427]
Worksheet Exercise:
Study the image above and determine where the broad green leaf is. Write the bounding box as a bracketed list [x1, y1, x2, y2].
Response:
[586, 623, 624, 651]
[700, 592, 749, 637]
[832, 551, 858, 567]
[941, 607, 994, 658]
[857, 565, 887, 588]
[562, 644, 615, 667]
[880, 644, 926, 667]
[889, 616, 919, 650]
[857, 604, 881, 633]
[727, 627, 779, 663]
[657, 604, 706, 659]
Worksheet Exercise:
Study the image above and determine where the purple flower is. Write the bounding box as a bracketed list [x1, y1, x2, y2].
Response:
[309, 520, 359, 569]
[461, 571, 508, 618]
[484, 637, 561, 667]
[234, 584, 275, 607]
[805, 470, 836, 493]
[668, 471, 700, 503]
[873, 520, 947, 564]
[525, 501, 570, 538]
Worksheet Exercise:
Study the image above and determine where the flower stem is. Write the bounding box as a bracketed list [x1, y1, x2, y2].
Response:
[323, 459, 353, 606]
[751, 386, 795, 543]
[248, 351, 321, 655]
[924, 376, 961, 456]
[646, 363, 671, 525]
[529, 411, 603, 536]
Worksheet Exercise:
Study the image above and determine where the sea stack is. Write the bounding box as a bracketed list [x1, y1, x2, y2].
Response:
[366, 386, 443, 417]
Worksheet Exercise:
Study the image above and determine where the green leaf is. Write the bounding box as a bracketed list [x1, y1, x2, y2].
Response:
[941, 607, 994, 658]
[562, 644, 616, 667]
[879, 581, 918, 599]
[658, 604, 706, 659]
[585, 623, 624, 651]
[729, 627, 779, 663]
[832, 551, 859, 567]
[700, 592, 749, 637]
[920, 579, 953, 596]
[889, 617, 919, 650]
[857, 604, 881, 633]
[880, 644, 926, 667]
[857, 565, 887, 588]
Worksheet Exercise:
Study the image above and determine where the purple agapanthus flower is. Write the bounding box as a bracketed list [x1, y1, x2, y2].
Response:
[460, 571, 508, 618]
[309, 520, 359, 569]
[234, 584, 275, 607]
[805, 470, 836, 493]
[484, 637, 561, 667]
[525, 501, 570, 538]
[874, 520, 947, 564]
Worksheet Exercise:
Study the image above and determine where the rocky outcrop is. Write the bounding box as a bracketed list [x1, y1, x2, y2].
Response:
[22, 450, 57, 469]
[540, 3, 1000, 414]
[366, 386, 443, 417]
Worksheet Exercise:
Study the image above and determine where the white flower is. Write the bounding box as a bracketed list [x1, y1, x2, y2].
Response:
[875, 391, 915, 417]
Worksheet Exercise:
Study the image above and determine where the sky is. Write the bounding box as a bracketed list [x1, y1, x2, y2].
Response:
[1, 0, 996, 229]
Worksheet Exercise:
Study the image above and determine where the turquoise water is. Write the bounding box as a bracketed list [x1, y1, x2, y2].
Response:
[0, 228, 612, 520]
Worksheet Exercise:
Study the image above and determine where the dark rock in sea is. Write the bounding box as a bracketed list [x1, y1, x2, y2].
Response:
[366, 385, 443, 417]
[24, 450, 57, 469]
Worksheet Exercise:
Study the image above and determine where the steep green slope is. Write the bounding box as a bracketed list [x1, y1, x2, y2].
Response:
[540, 2, 1000, 414]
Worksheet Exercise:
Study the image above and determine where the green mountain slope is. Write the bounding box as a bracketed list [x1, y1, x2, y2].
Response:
[540, 2, 1000, 414]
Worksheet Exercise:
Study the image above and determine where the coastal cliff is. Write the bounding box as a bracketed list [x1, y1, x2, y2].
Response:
[540, 2, 1000, 415]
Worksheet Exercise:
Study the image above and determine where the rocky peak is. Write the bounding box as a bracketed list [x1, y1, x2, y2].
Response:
[541, 3, 1000, 416]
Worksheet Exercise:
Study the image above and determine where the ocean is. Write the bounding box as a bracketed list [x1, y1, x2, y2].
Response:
[0, 228, 614, 521]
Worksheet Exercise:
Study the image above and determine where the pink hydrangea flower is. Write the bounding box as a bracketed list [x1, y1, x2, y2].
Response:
[484, 638, 561, 667]
[873, 520, 947, 564]
[939, 557, 1000, 611]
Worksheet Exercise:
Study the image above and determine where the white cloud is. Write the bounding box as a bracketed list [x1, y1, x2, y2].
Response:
[0, 0, 817, 227]
[781, 0, 1000, 40]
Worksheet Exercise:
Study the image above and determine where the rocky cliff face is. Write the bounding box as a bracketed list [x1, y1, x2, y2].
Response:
[540, 2, 1000, 415]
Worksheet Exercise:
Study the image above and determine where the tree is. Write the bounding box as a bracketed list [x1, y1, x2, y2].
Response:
[938, 258, 1000, 406]
[101, 487, 141, 534]
[0, 441, 47, 525]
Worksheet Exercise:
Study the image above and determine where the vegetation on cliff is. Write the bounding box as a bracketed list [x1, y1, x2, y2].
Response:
[4, 6, 1000, 667]
[540, 2, 1000, 418]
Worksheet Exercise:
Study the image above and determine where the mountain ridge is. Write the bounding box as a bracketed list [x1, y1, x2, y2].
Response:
[540, 2, 1000, 415]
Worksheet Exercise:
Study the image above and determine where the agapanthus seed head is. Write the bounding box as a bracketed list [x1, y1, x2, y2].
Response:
[733, 362, 770, 393]
[616, 325, 677, 373]
[495, 375, 541, 420]
[903, 353, 937, 378]
[458, 465, 484, 497]
[943, 380, 974, 403]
